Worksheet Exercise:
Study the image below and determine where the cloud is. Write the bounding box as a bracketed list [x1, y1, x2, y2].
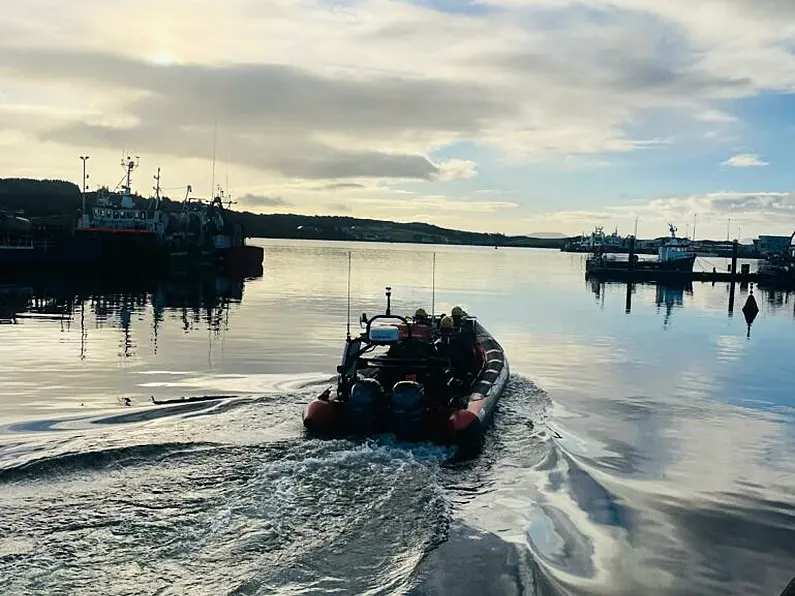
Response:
[238, 193, 290, 207]
[434, 159, 478, 181]
[350, 194, 518, 214]
[2, 0, 787, 176]
[474, 189, 516, 195]
[696, 110, 738, 123]
[721, 153, 769, 167]
[0, 44, 508, 181]
[3, 0, 795, 235]
[521, 190, 795, 238]
[311, 183, 367, 191]
[632, 191, 795, 220]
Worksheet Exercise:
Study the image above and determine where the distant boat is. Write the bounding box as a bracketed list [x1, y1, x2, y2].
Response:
[566, 225, 631, 253]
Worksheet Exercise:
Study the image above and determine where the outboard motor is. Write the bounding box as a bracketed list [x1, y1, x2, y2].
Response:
[348, 378, 384, 435]
[390, 380, 427, 439]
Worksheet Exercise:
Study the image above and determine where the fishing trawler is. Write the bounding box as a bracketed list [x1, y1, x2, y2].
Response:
[74, 156, 169, 268]
[74, 157, 261, 273]
[204, 187, 263, 275]
[586, 223, 696, 274]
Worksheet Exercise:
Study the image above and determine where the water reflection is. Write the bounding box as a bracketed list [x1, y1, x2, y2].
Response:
[0, 271, 254, 360]
[587, 279, 795, 330]
[588, 279, 695, 328]
[1, 241, 795, 596]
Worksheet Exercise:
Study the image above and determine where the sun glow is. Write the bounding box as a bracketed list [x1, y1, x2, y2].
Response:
[149, 52, 177, 66]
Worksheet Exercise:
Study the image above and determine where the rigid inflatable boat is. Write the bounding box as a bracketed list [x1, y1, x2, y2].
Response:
[302, 287, 509, 457]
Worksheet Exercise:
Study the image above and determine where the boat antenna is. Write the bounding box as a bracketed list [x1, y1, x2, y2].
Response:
[431, 252, 436, 320]
[211, 117, 217, 202]
[153, 167, 161, 208]
[385, 286, 392, 316]
[346, 251, 352, 340]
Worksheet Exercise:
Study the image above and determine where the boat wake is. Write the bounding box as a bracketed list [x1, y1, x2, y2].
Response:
[8, 371, 785, 596]
[0, 372, 554, 596]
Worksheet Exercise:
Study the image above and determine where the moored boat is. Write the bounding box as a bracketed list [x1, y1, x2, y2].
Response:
[204, 188, 264, 275]
[586, 223, 696, 274]
[302, 287, 509, 458]
[757, 230, 795, 288]
[74, 156, 169, 269]
[0, 211, 102, 270]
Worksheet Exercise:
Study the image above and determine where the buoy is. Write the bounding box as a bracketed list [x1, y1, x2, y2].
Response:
[742, 285, 759, 337]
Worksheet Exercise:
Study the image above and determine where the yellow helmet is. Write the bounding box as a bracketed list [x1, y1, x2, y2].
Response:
[440, 315, 453, 330]
[414, 308, 428, 320]
[451, 306, 464, 318]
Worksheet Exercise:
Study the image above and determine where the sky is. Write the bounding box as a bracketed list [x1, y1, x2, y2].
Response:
[2, 0, 795, 239]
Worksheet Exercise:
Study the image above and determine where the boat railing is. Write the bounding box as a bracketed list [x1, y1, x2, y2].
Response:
[0, 236, 35, 249]
[0, 235, 79, 250]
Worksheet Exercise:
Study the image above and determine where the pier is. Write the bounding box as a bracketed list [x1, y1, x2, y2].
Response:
[584, 238, 773, 285]
[585, 269, 759, 284]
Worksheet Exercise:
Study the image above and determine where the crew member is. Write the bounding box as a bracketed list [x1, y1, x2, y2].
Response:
[413, 308, 430, 326]
[388, 307, 433, 361]
[451, 305, 475, 344]
[435, 316, 475, 392]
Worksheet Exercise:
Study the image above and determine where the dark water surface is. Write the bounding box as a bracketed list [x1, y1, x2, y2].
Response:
[1, 240, 794, 596]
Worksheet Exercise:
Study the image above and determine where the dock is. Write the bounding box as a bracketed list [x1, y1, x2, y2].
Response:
[584, 236, 769, 285]
[585, 269, 759, 284]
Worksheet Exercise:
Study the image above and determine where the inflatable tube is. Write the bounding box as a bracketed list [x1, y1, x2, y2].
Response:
[302, 315, 510, 458]
[447, 321, 510, 456]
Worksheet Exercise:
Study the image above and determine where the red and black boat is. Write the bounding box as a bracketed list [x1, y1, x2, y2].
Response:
[302, 287, 509, 457]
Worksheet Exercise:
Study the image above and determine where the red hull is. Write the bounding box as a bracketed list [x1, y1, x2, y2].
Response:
[302, 321, 509, 457]
[302, 396, 474, 446]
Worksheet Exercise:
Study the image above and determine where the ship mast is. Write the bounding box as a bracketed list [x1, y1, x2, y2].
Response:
[153, 168, 161, 207]
[120, 155, 139, 208]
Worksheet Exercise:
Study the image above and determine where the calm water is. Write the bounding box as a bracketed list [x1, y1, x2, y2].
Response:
[1, 240, 793, 596]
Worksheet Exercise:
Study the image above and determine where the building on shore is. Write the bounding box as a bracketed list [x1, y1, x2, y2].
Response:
[754, 235, 794, 256]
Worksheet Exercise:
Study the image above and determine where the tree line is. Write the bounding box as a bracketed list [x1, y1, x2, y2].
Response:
[0, 178, 567, 248]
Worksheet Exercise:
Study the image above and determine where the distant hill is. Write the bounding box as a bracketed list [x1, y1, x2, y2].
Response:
[0, 178, 569, 249]
[526, 232, 567, 239]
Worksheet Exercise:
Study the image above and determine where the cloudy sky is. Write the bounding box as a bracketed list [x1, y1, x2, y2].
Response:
[2, 0, 795, 238]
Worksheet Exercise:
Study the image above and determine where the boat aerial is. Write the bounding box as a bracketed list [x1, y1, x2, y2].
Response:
[302, 284, 509, 458]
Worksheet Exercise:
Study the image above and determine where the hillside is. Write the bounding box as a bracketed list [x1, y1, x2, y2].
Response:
[0, 178, 569, 248]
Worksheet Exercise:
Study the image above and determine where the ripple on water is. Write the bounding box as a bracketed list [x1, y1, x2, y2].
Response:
[0, 405, 455, 596]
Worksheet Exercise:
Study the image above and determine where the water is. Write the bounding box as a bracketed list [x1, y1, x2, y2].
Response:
[1, 240, 793, 596]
